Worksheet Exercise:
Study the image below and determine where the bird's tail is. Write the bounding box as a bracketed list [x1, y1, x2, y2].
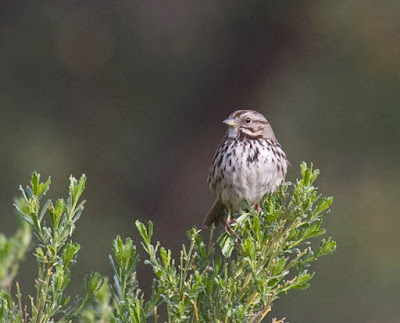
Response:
[203, 200, 225, 228]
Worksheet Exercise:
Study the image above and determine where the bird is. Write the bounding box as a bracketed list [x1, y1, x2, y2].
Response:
[203, 110, 288, 233]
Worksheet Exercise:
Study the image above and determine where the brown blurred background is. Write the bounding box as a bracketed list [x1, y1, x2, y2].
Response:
[1, 1, 399, 322]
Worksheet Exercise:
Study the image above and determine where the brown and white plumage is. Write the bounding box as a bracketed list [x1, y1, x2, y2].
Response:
[204, 110, 288, 228]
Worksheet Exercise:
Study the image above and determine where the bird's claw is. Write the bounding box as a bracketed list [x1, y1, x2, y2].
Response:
[224, 219, 240, 240]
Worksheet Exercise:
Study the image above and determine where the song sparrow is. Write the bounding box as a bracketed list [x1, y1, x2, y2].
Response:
[203, 110, 288, 230]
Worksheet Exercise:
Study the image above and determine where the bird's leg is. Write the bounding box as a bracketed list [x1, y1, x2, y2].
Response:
[224, 209, 240, 239]
[256, 203, 261, 214]
[224, 209, 232, 235]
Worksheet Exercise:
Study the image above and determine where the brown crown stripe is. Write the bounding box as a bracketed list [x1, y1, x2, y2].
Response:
[232, 110, 248, 118]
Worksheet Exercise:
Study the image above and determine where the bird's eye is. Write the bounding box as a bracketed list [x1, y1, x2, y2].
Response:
[245, 117, 251, 124]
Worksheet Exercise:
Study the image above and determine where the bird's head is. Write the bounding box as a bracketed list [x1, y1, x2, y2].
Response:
[223, 110, 276, 140]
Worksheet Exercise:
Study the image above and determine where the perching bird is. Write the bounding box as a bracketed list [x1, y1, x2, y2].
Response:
[204, 110, 288, 232]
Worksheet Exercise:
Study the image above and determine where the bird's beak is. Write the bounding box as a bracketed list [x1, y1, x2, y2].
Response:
[223, 117, 237, 127]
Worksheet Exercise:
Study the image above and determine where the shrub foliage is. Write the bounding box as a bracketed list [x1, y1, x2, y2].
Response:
[0, 163, 335, 322]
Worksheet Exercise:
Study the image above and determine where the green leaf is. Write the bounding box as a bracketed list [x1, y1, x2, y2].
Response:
[69, 174, 87, 206]
[30, 172, 51, 198]
[38, 199, 51, 222]
[271, 257, 287, 276]
[62, 242, 80, 269]
[86, 271, 104, 294]
[219, 234, 235, 258]
[49, 199, 67, 228]
[314, 197, 333, 216]
[159, 247, 171, 268]
[135, 220, 153, 247]
[316, 237, 337, 256]
[303, 229, 326, 240]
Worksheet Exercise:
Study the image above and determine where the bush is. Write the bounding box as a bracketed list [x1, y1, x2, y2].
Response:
[0, 163, 335, 322]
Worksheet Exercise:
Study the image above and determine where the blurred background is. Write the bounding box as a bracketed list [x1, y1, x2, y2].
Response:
[1, 1, 399, 322]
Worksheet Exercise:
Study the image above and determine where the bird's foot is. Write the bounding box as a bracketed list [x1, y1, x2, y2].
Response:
[252, 203, 262, 214]
[224, 218, 240, 239]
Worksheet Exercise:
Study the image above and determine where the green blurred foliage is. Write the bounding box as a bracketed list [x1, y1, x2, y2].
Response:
[1, 173, 103, 322]
[0, 1, 399, 322]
